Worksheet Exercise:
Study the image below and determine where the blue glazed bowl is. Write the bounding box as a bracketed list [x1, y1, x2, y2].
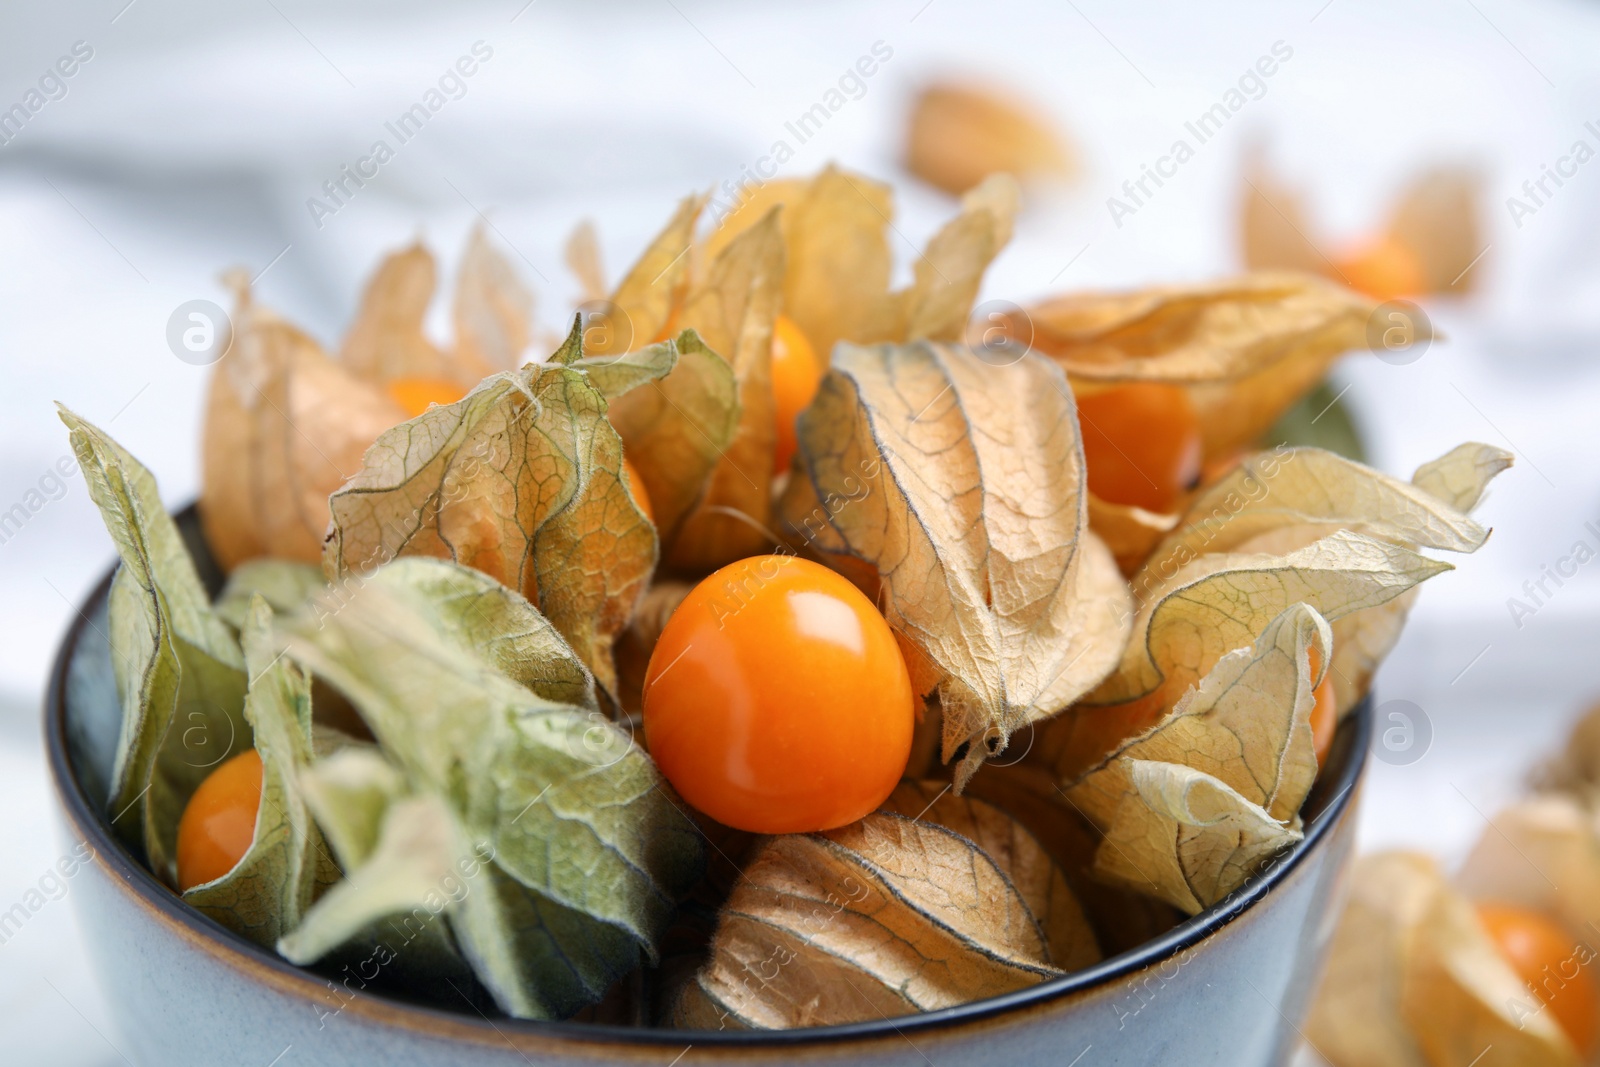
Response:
[46, 509, 1370, 1066]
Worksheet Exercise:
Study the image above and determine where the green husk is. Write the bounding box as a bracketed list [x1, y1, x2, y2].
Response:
[61, 405, 249, 885]
[276, 557, 703, 1018]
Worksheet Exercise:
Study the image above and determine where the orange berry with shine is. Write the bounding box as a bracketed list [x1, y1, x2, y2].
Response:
[1334, 232, 1427, 302]
[175, 749, 263, 892]
[770, 315, 823, 475]
[642, 555, 914, 834]
[1077, 383, 1203, 514]
[1306, 645, 1337, 767]
[1476, 902, 1599, 1055]
[622, 455, 653, 523]
[387, 376, 466, 418]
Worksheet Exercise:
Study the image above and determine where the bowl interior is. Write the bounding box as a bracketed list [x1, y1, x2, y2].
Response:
[47, 507, 1372, 1046]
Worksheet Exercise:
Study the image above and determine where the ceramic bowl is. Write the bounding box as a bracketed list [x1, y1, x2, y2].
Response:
[46, 509, 1369, 1067]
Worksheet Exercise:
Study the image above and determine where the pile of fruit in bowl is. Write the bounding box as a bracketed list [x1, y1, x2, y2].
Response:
[60, 163, 1506, 1030]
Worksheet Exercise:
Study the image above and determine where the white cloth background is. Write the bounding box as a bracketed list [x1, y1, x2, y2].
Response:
[2, 1, 1599, 1062]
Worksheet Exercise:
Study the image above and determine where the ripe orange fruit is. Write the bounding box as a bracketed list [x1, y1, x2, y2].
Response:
[622, 455, 653, 523]
[1307, 646, 1337, 767]
[386, 376, 466, 418]
[175, 749, 263, 892]
[770, 315, 823, 475]
[1309, 676, 1337, 768]
[1334, 233, 1427, 302]
[1076, 383, 1202, 514]
[1476, 903, 1599, 1054]
[642, 555, 914, 833]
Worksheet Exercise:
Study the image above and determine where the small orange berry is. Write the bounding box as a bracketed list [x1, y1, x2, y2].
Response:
[1476, 903, 1599, 1055]
[622, 455, 653, 523]
[1334, 233, 1427, 302]
[770, 315, 823, 475]
[1307, 645, 1337, 767]
[387, 376, 466, 418]
[1077, 383, 1203, 513]
[642, 555, 914, 833]
[175, 749, 263, 892]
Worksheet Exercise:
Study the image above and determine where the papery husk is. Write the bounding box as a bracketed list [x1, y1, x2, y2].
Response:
[1321, 442, 1510, 713]
[276, 786, 483, 990]
[1067, 603, 1329, 829]
[1306, 852, 1438, 1067]
[1411, 442, 1514, 514]
[564, 219, 608, 304]
[1039, 529, 1449, 783]
[701, 179, 809, 266]
[1093, 760, 1301, 916]
[1143, 446, 1493, 579]
[609, 169, 1016, 575]
[1193, 441, 1507, 717]
[786, 339, 1132, 788]
[1066, 604, 1328, 914]
[202, 229, 543, 571]
[884, 781, 1100, 970]
[341, 242, 494, 390]
[626, 580, 694, 657]
[1045, 441, 1506, 776]
[1094, 531, 1446, 713]
[454, 224, 534, 374]
[865, 174, 1020, 345]
[661, 170, 1011, 568]
[1088, 493, 1180, 577]
[1457, 793, 1600, 941]
[613, 579, 694, 717]
[322, 324, 661, 696]
[201, 283, 406, 570]
[904, 81, 1074, 196]
[214, 560, 326, 630]
[605, 330, 740, 550]
[1242, 151, 1485, 297]
[1535, 702, 1600, 803]
[594, 195, 704, 356]
[1388, 167, 1485, 293]
[961, 762, 1183, 955]
[1306, 852, 1579, 1067]
[276, 557, 703, 1020]
[782, 167, 895, 361]
[702, 166, 895, 364]
[1021, 272, 1377, 459]
[672, 812, 1061, 1029]
[664, 210, 786, 569]
[1239, 148, 1329, 278]
[184, 596, 334, 946]
[64, 407, 250, 884]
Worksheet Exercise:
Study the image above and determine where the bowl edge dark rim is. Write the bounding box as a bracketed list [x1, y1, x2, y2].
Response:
[45, 547, 1371, 1050]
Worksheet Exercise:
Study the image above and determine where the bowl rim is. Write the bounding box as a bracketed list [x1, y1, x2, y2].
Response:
[45, 538, 1371, 1050]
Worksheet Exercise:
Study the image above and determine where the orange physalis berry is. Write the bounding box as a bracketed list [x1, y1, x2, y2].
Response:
[770, 315, 823, 475]
[1476, 903, 1599, 1055]
[1307, 644, 1337, 768]
[642, 555, 914, 834]
[175, 749, 263, 892]
[1077, 383, 1203, 514]
[386, 377, 466, 418]
[1334, 232, 1427, 302]
[622, 455, 653, 523]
